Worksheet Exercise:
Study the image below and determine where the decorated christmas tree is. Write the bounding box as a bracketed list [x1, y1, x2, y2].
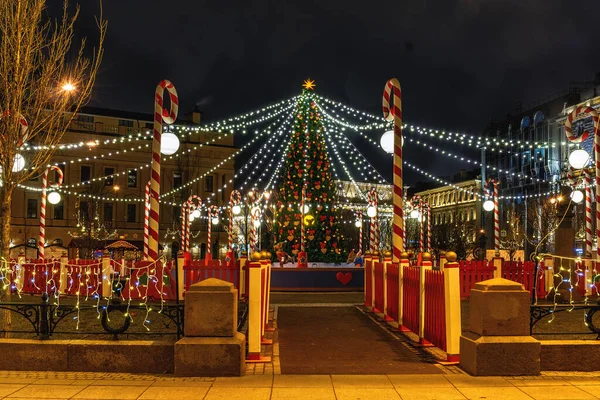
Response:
[273, 80, 341, 263]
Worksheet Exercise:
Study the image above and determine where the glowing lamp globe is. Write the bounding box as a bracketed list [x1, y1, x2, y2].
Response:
[188, 214, 196, 222]
[409, 209, 421, 219]
[253, 220, 260, 228]
[568, 149, 589, 169]
[354, 220, 362, 228]
[366, 206, 377, 218]
[302, 204, 310, 214]
[570, 190, 584, 204]
[232, 204, 241, 215]
[380, 130, 394, 154]
[191, 209, 201, 219]
[160, 133, 180, 155]
[483, 199, 495, 212]
[211, 217, 220, 225]
[47, 191, 61, 205]
[12, 154, 25, 172]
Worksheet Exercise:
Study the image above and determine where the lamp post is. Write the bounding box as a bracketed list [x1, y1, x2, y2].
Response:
[206, 205, 219, 261]
[228, 190, 242, 258]
[38, 166, 64, 259]
[483, 178, 500, 256]
[355, 210, 363, 254]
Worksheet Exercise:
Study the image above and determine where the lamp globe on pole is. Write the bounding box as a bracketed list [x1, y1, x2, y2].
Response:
[483, 199, 495, 212]
[568, 149, 589, 169]
[570, 189, 584, 204]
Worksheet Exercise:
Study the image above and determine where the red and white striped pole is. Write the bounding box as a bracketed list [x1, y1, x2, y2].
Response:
[184, 195, 202, 253]
[585, 169, 593, 259]
[38, 166, 63, 259]
[143, 181, 151, 259]
[425, 204, 431, 253]
[148, 80, 178, 261]
[228, 190, 241, 250]
[368, 188, 379, 252]
[485, 179, 500, 255]
[249, 206, 260, 251]
[207, 205, 219, 254]
[382, 78, 403, 262]
[180, 203, 189, 252]
[564, 106, 599, 260]
[356, 210, 363, 253]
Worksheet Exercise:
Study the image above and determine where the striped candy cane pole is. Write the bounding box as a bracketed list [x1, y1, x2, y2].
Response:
[402, 203, 407, 252]
[180, 203, 188, 252]
[38, 166, 64, 259]
[419, 203, 424, 253]
[143, 181, 151, 259]
[207, 205, 219, 254]
[148, 80, 178, 261]
[368, 188, 379, 251]
[382, 78, 403, 262]
[585, 169, 593, 258]
[425, 203, 431, 253]
[485, 179, 500, 255]
[357, 211, 363, 253]
[564, 106, 599, 259]
[249, 206, 260, 251]
[228, 190, 241, 250]
[185, 195, 202, 253]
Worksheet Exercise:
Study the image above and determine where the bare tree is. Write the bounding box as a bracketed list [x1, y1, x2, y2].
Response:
[0, 0, 105, 333]
[501, 207, 525, 261]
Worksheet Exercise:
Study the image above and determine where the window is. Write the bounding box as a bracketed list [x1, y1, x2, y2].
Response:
[205, 175, 214, 193]
[27, 199, 38, 218]
[118, 119, 134, 127]
[127, 204, 137, 223]
[53, 203, 64, 220]
[78, 115, 94, 123]
[104, 203, 113, 222]
[173, 206, 181, 223]
[104, 167, 115, 186]
[80, 166, 91, 183]
[127, 169, 137, 188]
[79, 201, 89, 222]
[173, 171, 182, 189]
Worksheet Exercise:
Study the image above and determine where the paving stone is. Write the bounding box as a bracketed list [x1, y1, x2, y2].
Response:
[334, 388, 402, 400]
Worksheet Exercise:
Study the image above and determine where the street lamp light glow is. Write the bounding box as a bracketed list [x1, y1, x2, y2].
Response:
[568, 149, 589, 169]
[211, 217, 220, 225]
[160, 133, 180, 155]
[570, 190, 584, 204]
[354, 220, 362, 228]
[410, 209, 421, 219]
[253, 220, 260, 228]
[191, 209, 201, 219]
[12, 154, 25, 172]
[61, 82, 75, 92]
[367, 206, 377, 218]
[232, 205, 241, 215]
[47, 191, 61, 205]
[483, 200, 495, 212]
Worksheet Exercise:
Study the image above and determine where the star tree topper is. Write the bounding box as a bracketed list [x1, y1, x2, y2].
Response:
[302, 78, 316, 91]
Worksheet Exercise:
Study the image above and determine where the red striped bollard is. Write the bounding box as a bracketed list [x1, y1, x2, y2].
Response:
[443, 251, 461, 363]
[419, 252, 433, 346]
[247, 251, 271, 363]
[382, 251, 393, 322]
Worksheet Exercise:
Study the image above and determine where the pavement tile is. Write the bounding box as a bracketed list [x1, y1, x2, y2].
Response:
[334, 388, 401, 400]
[31, 379, 96, 386]
[396, 387, 467, 400]
[6, 384, 85, 399]
[518, 386, 597, 400]
[72, 385, 148, 399]
[568, 379, 600, 386]
[388, 374, 453, 388]
[0, 379, 37, 385]
[203, 387, 272, 400]
[457, 386, 534, 400]
[149, 379, 214, 387]
[445, 375, 514, 388]
[212, 375, 273, 387]
[271, 387, 336, 400]
[90, 379, 154, 386]
[138, 386, 210, 399]
[510, 379, 573, 387]
[578, 385, 600, 397]
[273, 375, 333, 388]
[331, 375, 393, 388]
[0, 384, 26, 397]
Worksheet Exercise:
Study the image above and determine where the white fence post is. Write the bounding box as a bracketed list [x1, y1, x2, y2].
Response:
[59, 253, 68, 296]
[383, 251, 392, 321]
[443, 251, 461, 362]
[419, 252, 433, 345]
[177, 252, 185, 300]
[493, 256, 503, 279]
[247, 253, 270, 363]
[398, 252, 410, 331]
[101, 255, 112, 298]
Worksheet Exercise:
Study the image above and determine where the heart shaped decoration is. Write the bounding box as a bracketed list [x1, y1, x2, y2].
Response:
[336, 272, 352, 285]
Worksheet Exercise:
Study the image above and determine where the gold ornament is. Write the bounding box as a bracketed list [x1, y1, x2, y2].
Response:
[302, 78, 316, 90]
[303, 214, 315, 226]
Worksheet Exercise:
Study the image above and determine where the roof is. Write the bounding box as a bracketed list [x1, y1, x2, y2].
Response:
[104, 240, 138, 250]
[77, 106, 198, 125]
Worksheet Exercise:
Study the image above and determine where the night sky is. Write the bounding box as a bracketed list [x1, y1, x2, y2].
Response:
[68, 0, 600, 184]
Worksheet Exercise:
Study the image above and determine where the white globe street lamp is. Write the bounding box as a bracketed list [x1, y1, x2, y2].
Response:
[211, 217, 220, 225]
[409, 209, 421, 219]
[483, 199, 495, 212]
[367, 205, 377, 218]
[47, 191, 62, 205]
[354, 220, 362, 228]
[302, 204, 310, 214]
[188, 214, 196, 222]
[232, 204, 241, 215]
[12, 154, 25, 172]
[191, 209, 201, 219]
[380, 130, 403, 154]
[253, 219, 261, 228]
[570, 190, 584, 204]
[160, 133, 180, 155]
[568, 149, 589, 169]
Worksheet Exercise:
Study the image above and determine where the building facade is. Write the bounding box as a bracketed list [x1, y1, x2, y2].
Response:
[10, 108, 236, 259]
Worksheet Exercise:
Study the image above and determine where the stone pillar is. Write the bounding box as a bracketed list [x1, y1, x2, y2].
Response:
[174, 278, 246, 376]
[443, 252, 461, 362]
[419, 252, 432, 345]
[460, 278, 540, 376]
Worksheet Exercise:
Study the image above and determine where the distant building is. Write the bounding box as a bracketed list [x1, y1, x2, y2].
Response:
[11, 107, 236, 259]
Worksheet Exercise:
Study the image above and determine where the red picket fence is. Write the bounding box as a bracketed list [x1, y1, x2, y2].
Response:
[424, 269, 446, 351]
[364, 259, 373, 307]
[121, 260, 176, 301]
[20, 262, 60, 295]
[459, 260, 495, 299]
[386, 263, 399, 322]
[183, 259, 239, 292]
[373, 262, 384, 313]
[63, 262, 103, 297]
[402, 266, 420, 334]
[502, 261, 547, 298]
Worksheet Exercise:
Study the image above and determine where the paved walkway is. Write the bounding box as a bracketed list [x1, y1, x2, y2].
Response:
[2, 370, 600, 399]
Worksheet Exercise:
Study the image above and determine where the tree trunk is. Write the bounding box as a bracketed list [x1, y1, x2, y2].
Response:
[0, 185, 13, 337]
